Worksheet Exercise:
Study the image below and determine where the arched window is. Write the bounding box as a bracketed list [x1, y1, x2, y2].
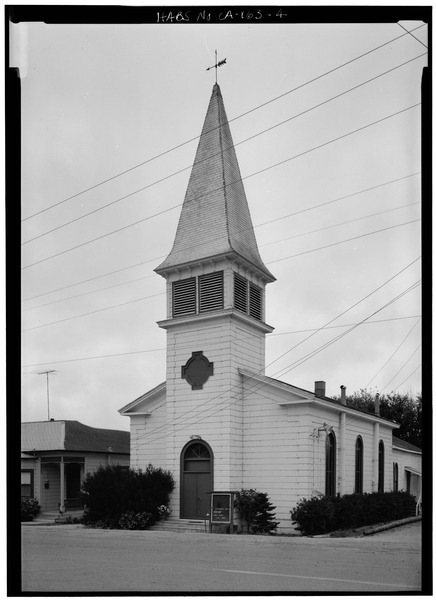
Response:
[393, 462, 399, 492]
[355, 436, 364, 493]
[378, 440, 385, 492]
[325, 432, 336, 497]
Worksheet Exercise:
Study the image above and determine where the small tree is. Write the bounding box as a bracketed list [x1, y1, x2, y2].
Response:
[235, 489, 279, 535]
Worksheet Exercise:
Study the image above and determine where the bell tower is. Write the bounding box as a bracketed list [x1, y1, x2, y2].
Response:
[155, 84, 275, 515]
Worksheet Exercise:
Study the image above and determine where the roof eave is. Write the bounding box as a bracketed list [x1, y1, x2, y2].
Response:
[155, 249, 275, 283]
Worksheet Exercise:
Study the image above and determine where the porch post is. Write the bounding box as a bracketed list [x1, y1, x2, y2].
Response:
[59, 457, 65, 512]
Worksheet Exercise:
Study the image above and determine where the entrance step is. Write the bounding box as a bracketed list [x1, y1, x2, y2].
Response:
[150, 518, 209, 533]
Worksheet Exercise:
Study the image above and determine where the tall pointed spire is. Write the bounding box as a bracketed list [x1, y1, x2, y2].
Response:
[155, 84, 275, 282]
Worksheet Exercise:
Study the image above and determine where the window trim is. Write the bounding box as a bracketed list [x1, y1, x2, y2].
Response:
[378, 440, 385, 492]
[355, 436, 364, 494]
[325, 432, 336, 497]
[21, 469, 34, 498]
[393, 462, 399, 492]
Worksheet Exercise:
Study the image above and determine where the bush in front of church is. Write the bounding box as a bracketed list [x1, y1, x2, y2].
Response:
[291, 491, 417, 536]
[235, 489, 279, 535]
[80, 464, 175, 529]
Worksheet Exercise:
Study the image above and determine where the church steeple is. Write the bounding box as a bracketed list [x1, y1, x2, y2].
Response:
[155, 84, 275, 283]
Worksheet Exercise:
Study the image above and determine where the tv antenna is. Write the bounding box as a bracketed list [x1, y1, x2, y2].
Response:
[37, 370, 57, 420]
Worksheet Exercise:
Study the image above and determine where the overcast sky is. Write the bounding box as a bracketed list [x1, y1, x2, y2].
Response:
[15, 11, 426, 432]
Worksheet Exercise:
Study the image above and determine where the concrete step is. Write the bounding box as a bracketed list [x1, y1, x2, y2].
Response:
[150, 519, 208, 533]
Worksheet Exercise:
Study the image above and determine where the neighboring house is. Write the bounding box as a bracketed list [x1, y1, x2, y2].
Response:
[21, 420, 130, 512]
[119, 83, 422, 532]
[392, 436, 422, 512]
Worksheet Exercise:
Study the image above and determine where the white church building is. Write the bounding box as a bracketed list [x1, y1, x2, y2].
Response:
[119, 83, 421, 532]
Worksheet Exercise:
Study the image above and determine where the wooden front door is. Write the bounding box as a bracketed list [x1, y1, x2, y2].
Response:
[65, 463, 82, 509]
[181, 442, 212, 519]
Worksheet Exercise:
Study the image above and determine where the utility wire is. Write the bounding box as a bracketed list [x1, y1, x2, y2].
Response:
[21, 52, 426, 245]
[21, 103, 422, 271]
[272, 281, 421, 380]
[365, 317, 421, 387]
[22, 292, 164, 333]
[21, 172, 421, 302]
[24, 200, 420, 311]
[261, 201, 420, 248]
[266, 219, 420, 266]
[392, 363, 422, 392]
[271, 315, 421, 337]
[23, 276, 163, 312]
[189, 277, 421, 437]
[380, 343, 422, 392]
[136, 280, 421, 447]
[21, 24, 426, 223]
[20, 315, 421, 369]
[131, 258, 420, 444]
[21, 220, 420, 332]
[21, 347, 167, 369]
[397, 22, 428, 49]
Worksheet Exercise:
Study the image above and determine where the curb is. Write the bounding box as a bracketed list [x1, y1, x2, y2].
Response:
[361, 515, 421, 536]
[312, 515, 422, 538]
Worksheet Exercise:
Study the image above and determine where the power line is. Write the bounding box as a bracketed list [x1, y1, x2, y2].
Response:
[380, 343, 422, 392]
[397, 22, 428, 49]
[22, 275, 162, 312]
[392, 363, 422, 392]
[272, 281, 421, 380]
[271, 315, 421, 337]
[21, 347, 166, 369]
[136, 280, 421, 448]
[21, 24, 426, 223]
[22, 261, 157, 303]
[21, 103, 422, 271]
[24, 200, 420, 312]
[266, 219, 420, 266]
[261, 201, 420, 248]
[131, 258, 420, 444]
[21, 219, 420, 331]
[21, 172, 420, 302]
[20, 315, 421, 369]
[22, 291, 164, 333]
[21, 51, 426, 246]
[365, 317, 421, 387]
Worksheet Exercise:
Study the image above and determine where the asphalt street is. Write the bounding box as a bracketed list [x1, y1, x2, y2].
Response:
[20, 521, 422, 593]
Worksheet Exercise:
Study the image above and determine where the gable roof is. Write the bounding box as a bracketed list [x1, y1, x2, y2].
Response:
[239, 369, 398, 427]
[21, 420, 130, 454]
[155, 84, 275, 282]
[119, 381, 166, 415]
[392, 436, 422, 453]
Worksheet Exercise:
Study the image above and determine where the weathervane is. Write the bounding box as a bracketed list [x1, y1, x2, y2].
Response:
[206, 50, 227, 84]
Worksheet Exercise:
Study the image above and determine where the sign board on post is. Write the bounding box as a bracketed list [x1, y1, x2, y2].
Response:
[210, 492, 233, 525]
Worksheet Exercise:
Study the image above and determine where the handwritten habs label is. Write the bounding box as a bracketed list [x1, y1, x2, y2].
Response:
[156, 9, 288, 23]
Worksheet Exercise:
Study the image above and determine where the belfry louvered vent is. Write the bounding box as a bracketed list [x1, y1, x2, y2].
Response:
[234, 274, 248, 313]
[173, 278, 196, 317]
[249, 284, 262, 320]
[199, 271, 224, 312]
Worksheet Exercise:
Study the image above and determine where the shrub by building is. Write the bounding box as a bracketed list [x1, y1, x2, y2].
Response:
[80, 464, 174, 529]
[290, 491, 416, 536]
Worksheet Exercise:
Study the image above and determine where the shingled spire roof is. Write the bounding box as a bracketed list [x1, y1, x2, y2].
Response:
[155, 84, 275, 282]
